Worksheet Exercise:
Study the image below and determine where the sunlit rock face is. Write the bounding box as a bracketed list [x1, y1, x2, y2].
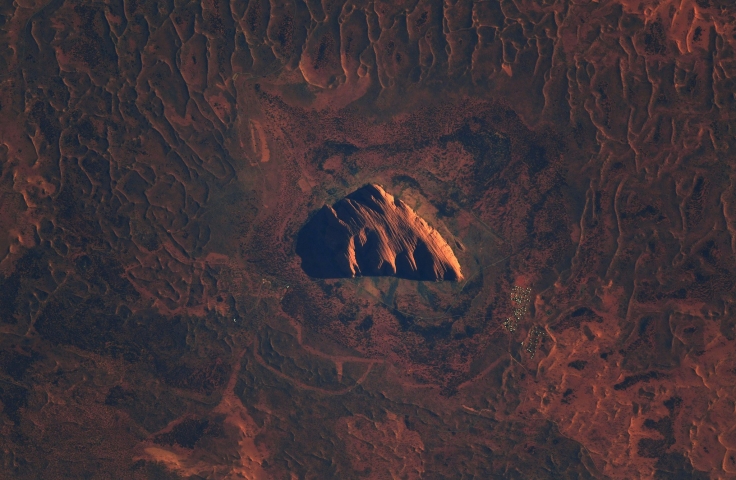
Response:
[296, 184, 463, 281]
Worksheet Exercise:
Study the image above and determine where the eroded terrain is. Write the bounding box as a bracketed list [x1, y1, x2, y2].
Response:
[296, 183, 464, 280]
[1, 0, 736, 478]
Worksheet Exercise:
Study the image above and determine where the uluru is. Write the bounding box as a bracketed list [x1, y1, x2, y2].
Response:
[296, 184, 463, 281]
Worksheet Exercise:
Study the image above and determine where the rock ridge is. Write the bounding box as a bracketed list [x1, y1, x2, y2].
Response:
[296, 184, 463, 281]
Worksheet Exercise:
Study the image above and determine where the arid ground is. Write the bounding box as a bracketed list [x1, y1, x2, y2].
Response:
[1, 0, 736, 478]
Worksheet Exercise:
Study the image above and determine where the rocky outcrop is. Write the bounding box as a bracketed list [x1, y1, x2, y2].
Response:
[296, 184, 462, 281]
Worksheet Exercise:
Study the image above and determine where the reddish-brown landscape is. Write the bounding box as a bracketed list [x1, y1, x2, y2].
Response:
[1, 0, 736, 478]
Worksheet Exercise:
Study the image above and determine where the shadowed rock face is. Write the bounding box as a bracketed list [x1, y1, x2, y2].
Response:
[296, 185, 463, 281]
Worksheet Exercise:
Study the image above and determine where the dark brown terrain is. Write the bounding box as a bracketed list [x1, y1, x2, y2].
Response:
[1, 0, 735, 478]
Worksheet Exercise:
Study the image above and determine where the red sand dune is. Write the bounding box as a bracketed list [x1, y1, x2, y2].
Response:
[0, 0, 735, 478]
